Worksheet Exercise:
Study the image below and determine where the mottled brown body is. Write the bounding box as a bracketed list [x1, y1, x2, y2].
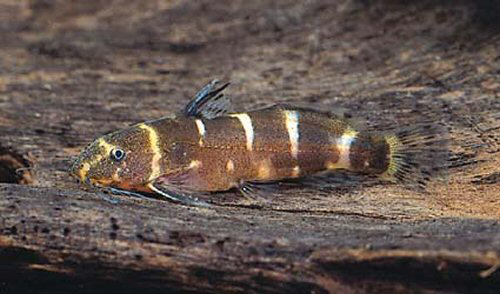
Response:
[71, 81, 447, 205]
[147, 105, 360, 192]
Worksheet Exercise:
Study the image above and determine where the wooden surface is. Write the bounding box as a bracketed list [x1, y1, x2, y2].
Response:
[0, 0, 499, 293]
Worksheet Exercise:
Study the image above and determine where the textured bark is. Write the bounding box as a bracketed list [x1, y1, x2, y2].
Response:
[0, 0, 499, 293]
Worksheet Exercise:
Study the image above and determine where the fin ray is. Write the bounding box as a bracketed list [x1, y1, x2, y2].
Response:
[148, 183, 210, 207]
[238, 181, 281, 205]
[184, 80, 231, 119]
[108, 187, 152, 200]
[151, 168, 212, 207]
[382, 123, 449, 190]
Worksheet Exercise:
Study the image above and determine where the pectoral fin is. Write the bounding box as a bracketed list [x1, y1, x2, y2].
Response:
[148, 167, 212, 207]
[148, 182, 210, 207]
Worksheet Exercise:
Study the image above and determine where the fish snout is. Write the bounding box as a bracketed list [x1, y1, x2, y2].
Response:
[70, 158, 87, 182]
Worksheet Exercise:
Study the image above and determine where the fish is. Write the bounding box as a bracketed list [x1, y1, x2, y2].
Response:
[70, 80, 448, 206]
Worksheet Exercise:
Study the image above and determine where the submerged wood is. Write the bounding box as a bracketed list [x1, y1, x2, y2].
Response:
[0, 0, 499, 292]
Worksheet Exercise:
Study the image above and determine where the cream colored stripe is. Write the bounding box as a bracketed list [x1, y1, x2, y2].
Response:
[98, 138, 114, 155]
[226, 160, 234, 173]
[112, 168, 122, 182]
[138, 124, 162, 182]
[79, 138, 114, 181]
[257, 161, 272, 179]
[194, 119, 206, 146]
[291, 165, 300, 177]
[284, 110, 300, 159]
[229, 113, 254, 151]
[189, 160, 202, 169]
[331, 128, 358, 169]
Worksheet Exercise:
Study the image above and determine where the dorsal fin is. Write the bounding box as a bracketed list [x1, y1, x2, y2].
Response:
[184, 80, 231, 119]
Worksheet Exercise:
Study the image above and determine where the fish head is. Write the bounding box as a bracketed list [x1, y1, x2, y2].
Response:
[70, 124, 159, 191]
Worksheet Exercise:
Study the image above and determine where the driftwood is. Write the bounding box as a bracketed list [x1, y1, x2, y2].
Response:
[0, 0, 499, 293]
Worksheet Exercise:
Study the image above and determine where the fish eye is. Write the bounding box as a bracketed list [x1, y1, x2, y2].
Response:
[110, 148, 126, 162]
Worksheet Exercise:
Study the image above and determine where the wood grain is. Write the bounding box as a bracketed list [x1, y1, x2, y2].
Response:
[0, 0, 499, 292]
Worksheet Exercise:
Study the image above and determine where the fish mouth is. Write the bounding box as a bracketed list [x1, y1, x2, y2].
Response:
[75, 175, 121, 197]
[73, 174, 151, 200]
[72, 173, 99, 188]
[83, 177, 114, 189]
[70, 159, 151, 195]
[70, 158, 110, 188]
[69, 165, 108, 189]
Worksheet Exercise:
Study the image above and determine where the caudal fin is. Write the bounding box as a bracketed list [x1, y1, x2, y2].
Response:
[383, 123, 449, 190]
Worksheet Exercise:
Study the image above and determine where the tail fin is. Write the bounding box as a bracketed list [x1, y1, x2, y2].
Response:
[382, 123, 449, 190]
